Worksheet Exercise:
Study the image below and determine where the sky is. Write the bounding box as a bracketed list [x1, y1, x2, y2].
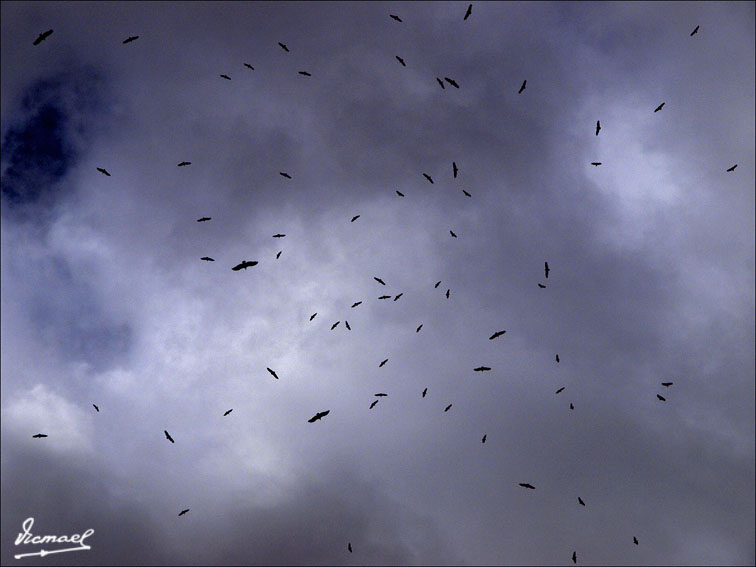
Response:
[1, 1, 754, 565]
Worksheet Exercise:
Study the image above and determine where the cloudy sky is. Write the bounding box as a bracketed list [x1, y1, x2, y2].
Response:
[1, 2, 754, 565]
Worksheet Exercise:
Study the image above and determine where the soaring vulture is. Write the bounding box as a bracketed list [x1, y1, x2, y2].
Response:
[556, 354, 560, 363]
[591, 162, 602, 166]
[93, 404, 99, 412]
[179, 509, 190, 516]
[396, 190, 405, 196]
[272, 233, 286, 238]
[345, 320, 351, 330]
[423, 173, 434, 184]
[463, 189, 472, 197]
[351, 301, 362, 308]
[538, 283, 547, 288]
[555, 387, 565, 394]
[97, 167, 111, 176]
[390, 14, 402, 22]
[379, 359, 388, 367]
[164, 430, 175, 443]
[444, 77, 459, 88]
[298, 71, 311, 76]
[578, 497, 585, 506]
[375, 393, 388, 397]
[200, 257, 215, 262]
[378, 295, 391, 299]
[453, 162, 458, 177]
[726, 164, 737, 172]
[450, 230, 458, 238]
[570, 403, 574, 410]
[657, 394, 666, 401]
[518, 80, 527, 94]
[519, 483, 535, 489]
[331, 321, 340, 330]
[220, 74, 231, 80]
[690, 25, 699, 36]
[435, 281, 442, 288]
[369, 400, 379, 409]
[177, 161, 191, 166]
[482, 434, 487, 444]
[464, 4, 472, 20]
[393, 293, 403, 301]
[395, 55, 406, 67]
[437, 77, 446, 89]
[348, 542, 353, 552]
[374, 277, 386, 285]
[232, 260, 258, 271]
[280, 172, 292, 179]
[351, 215, 360, 222]
[596, 121, 601, 136]
[223, 409, 233, 416]
[278, 42, 289, 52]
[422, 388, 427, 398]
[489, 330, 506, 340]
[308, 410, 330, 422]
[633, 536, 639, 545]
[33, 29, 53, 45]
[244, 63, 255, 70]
[654, 102, 665, 112]
[276, 251, 282, 259]
[32, 433, 48, 438]
[197, 217, 211, 222]
[444, 404, 453, 412]
[446, 289, 450, 298]
[416, 324, 423, 332]
[661, 382, 673, 387]
[572, 551, 577, 564]
[310, 313, 317, 321]
[123, 36, 139, 44]
[267, 367, 279, 380]
[545, 261, 550, 278]
[474, 366, 491, 372]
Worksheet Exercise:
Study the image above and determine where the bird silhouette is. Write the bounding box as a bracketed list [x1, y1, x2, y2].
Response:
[272, 233, 286, 238]
[657, 394, 666, 401]
[556, 354, 560, 363]
[572, 551, 577, 564]
[489, 330, 506, 340]
[450, 230, 458, 238]
[654, 102, 665, 112]
[370, 400, 379, 409]
[474, 366, 492, 372]
[331, 321, 340, 330]
[220, 74, 231, 80]
[348, 542, 353, 552]
[518, 80, 527, 93]
[33, 29, 53, 45]
[244, 63, 255, 70]
[555, 387, 565, 394]
[437, 77, 446, 89]
[32, 433, 48, 438]
[538, 283, 547, 288]
[345, 320, 351, 330]
[482, 434, 487, 444]
[545, 261, 550, 278]
[396, 190, 405, 197]
[267, 368, 279, 380]
[97, 167, 111, 176]
[123, 36, 139, 44]
[444, 404, 453, 412]
[423, 173, 434, 184]
[596, 120, 601, 136]
[379, 359, 388, 367]
[446, 289, 450, 299]
[444, 77, 459, 88]
[374, 277, 386, 285]
[396, 55, 406, 66]
[232, 260, 258, 271]
[279, 172, 292, 179]
[308, 410, 330, 422]
[661, 382, 673, 387]
[351, 215, 360, 222]
[578, 497, 585, 506]
[519, 483, 535, 489]
[435, 281, 442, 288]
[201, 257, 215, 262]
[390, 14, 402, 22]
[462, 189, 472, 197]
[690, 25, 699, 36]
[93, 404, 99, 412]
[223, 409, 233, 416]
[393, 293, 403, 301]
[452, 162, 458, 178]
[276, 251, 282, 259]
[164, 430, 174, 443]
[278, 42, 289, 52]
[310, 313, 317, 321]
[378, 295, 391, 299]
[726, 164, 737, 172]
[464, 4, 472, 20]
[375, 393, 388, 397]
[179, 509, 190, 516]
[298, 71, 311, 76]
[177, 161, 191, 166]
[351, 301, 362, 308]
[422, 388, 427, 397]
[591, 162, 602, 166]
[416, 324, 423, 332]
[633, 536, 638, 545]
[197, 217, 211, 222]
[570, 403, 574, 409]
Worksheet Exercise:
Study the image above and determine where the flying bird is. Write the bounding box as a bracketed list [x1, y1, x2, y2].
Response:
[351, 215, 360, 222]
[223, 409, 233, 416]
[555, 387, 565, 394]
[578, 497, 585, 506]
[298, 71, 311, 76]
[123, 36, 139, 44]
[369, 400, 379, 409]
[244, 63, 255, 70]
[179, 509, 190, 516]
[482, 434, 487, 444]
[444, 77, 459, 88]
[453, 162, 458, 177]
[444, 404, 453, 412]
[331, 321, 340, 330]
[450, 230, 457, 238]
[267, 367, 279, 380]
[393, 293, 403, 301]
[416, 324, 423, 332]
[657, 394, 666, 401]
[661, 382, 673, 387]
[423, 173, 434, 184]
[690, 25, 699, 36]
[374, 393, 388, 397]
[570, 403, 574, 410]
[390, 14, 402, 22]
[93, 404, 99, 412]
[436, 77, 446, 89]
[519, 483, 535, 489]
[197, 217, 211, 222]
[276, 251, 282, 259]
[378, 295, 391, 299]
[97, 167, 111, 176]
[435, 281, 442, 288]
[202, 256, 215, 262]
[633, 536, 638, 545]
[345, 320, 351, 330]
[379, 359, 388, 367]
[220, 74, 231, 80]
[596, 120, 601, 136]
[177, 161, 191, 166]
[164, 430, 174, 443]
[545, 261, 550, 278]
[279, 172, 292, 179]
[232, 260, 258, 271]
[308, 410, 330, 422]
[556, 354, 560, 363]
[654, 102, 665, 112]
[351, 301, 362, 308]
[272, 233, 286, 238]
[374, 277, 386, 285]
[310, 313, 317, 321]
[518, 80, 527, 93]
[446, 289, 450, 299]
[572, 551, 577, 564]
[395, 55, 406, 67]
[278, 42, 289, 52]
[591, 162, 602, 166]
[396, 190, 405, 197]
[32, 433, 48, 438]
[464, 4, 472, 20]
[538, 283, 547, 288]
[726, 164, 737, 172]
[422, 388, 427, 398]
[462, 189, 472, 197]
[474, 366, 492, 372]
[348, 542, 353, 552]
[33, 29, 53, 45]
[489, 330, 506, 340]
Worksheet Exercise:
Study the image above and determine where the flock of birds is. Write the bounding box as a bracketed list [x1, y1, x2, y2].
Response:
[25, 6, 742, 564]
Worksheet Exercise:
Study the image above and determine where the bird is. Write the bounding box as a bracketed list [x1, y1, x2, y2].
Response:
[450, 230, 458, 238]
[123, 36, 139, 44]
[726, 164, 737, 172]
[395, 55, 406, 67]
[267, 367, 279, 380]
[375, 393, 388, 397]
[555, 387, 565, 394]
[657, 394, 666, 401]
[33, 29, 53, 45]
[279, 172, 292, 179]
[374, 277, 386, 285]
[416, 324, 423, 332]
[232, 260, 258, 271]
[489, 330, 506, 340]
[177, 161, 191, 166]
[556, 354, 560, 363]
[331, 321, 340, 330]
[482, 434, 487, 444]
[661, 382, 673, 387]
[93, 404, 99, 412]
[690, 25, 699, 36]
[310, 313, 317, 321]
[545, 261, 550, 278]
[164, 430, 174, 443]
[435, 281, 442, 288]
[201, 257, 214, 262]
[369, 400, 379, 409]
[572, 551, 577, 564]
[423, 173, 434, 184]
[393, 293, 403, 301]
[596, 120, 602, 136]
[453, 162, 458, 177]
[351, 301, 362, 308]
[97, 167, 111, 176]
[197, 217, 211, 222]
[538, 283, 547, 288]
[220, 74, 231, 80]
[345, 320, 351, 330]
[518, 80, 527, 93]
[444, 404, 453, 412]
[474, 366, 492, 372]
[570, 403, 574, 410]
[32, 433, 48, 438]
[308, 410, 330, 422]
[464, 4, 472, 20]
[378, 295, 391, 299]
[591, 162, 602, 166]
[462, 189, 472, 197]
[436, 78, 446, 89]
[298, 71, 311, 76]
[351, 215, 360, 222]
[179, 509, 190, 516]
[272, 233, 286, 238]
[278, 42, 289, 52]
[379, 359, 388, 367]
[348, 542, 353, 552]
[276, 251, 282, 259]
[390, 14, 402, 22]
[578, 497, 585, 506]
[244, 63, 255, 70]
[519, 483, 535, 489]
[633, 536, 638, 545]
[654, 102, 665, 112]
[422, 388, 427, 398]
[223, 409, 233, 416]
[444, 77, 459, 88]
[446, 289, 450, 299]
[396, 190, 405, 197]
